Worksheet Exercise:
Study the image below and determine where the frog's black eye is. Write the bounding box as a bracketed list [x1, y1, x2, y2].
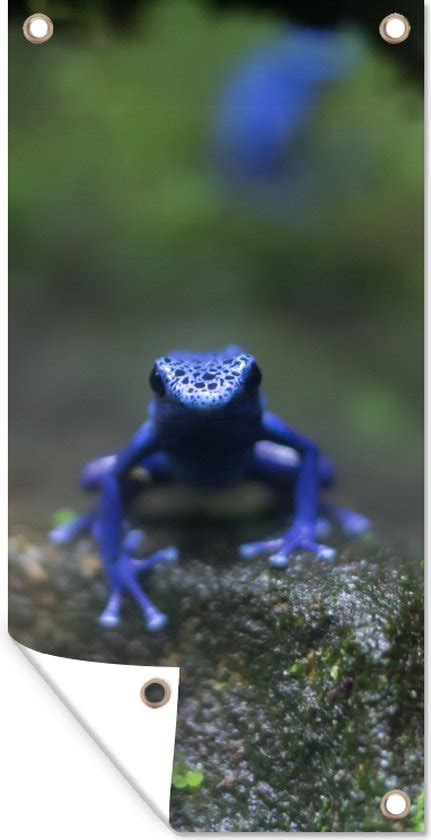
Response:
[245, 361, 262, 391]
[149, 366, 166, 397]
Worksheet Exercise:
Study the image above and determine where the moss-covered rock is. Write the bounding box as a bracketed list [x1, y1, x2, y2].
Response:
[9, 523, 423, 832]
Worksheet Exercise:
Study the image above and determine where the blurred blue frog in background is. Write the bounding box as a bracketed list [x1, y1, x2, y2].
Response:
[212, 26, 364, 214]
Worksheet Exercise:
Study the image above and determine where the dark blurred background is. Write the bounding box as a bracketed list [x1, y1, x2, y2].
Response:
[9, 0, 423, 535]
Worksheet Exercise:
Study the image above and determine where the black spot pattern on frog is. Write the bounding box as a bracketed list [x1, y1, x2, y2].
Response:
[154, 347, 259, 408]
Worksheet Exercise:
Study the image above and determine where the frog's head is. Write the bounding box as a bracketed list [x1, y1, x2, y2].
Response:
[149, 346, 262, 412]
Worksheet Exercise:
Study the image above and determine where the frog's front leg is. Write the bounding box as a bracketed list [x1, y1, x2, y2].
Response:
[240, 412, 336, 567]
[98, 530, 178, 630]
[93, 420, 174, 629]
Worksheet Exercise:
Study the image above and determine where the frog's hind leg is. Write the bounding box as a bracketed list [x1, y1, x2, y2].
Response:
[239, 441, 336, 562]
[321, 503, 371, 537]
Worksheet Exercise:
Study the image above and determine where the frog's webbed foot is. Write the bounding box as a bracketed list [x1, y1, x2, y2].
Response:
[239, 522, 336, 569]
[98, 529, 179, 632]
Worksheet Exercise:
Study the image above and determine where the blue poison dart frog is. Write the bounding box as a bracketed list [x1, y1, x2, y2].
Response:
[50, 347, 370, 631]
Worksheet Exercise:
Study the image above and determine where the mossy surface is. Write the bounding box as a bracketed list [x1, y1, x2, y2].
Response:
[9, 520, 423, 832]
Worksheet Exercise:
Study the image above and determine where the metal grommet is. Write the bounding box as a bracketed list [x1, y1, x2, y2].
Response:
[140, 678, 171, 708]
[380, 789, 411, 820]
[379, 13, 411, 44]
[22, 13, 54, 44]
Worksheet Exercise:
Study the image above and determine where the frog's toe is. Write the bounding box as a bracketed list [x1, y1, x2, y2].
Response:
[49, 522, 75, 545]
[269, 536, 337, 567]
[98, 589, 123, 628]
[98, 611, 121, 628]
[268, 552, 290, 568]
[331, 507, 372, 537]
[316, 545, 337, 561]
[336, 508, 371, 537]
[49, 526, 67, 545]
[298, 538, 337, 561]
[239, 538, 283, 560]
[159, 547, 179, 564]
[134, 546, 180, 572]
[238, 542, 260, 559]
[146, 610, 168, 632]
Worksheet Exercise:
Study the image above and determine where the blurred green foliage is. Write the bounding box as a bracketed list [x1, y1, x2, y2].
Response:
[412, 790, 425, 832]
[9, 0, 423, 529]
[52, 507, 77, 526]
[10, 0, 422, 320]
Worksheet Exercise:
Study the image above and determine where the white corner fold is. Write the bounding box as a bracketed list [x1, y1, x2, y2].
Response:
[18, 643, 180, 825]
